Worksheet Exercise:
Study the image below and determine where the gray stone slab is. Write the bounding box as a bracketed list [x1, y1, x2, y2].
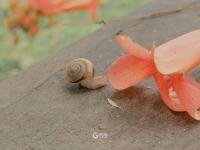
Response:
[1, 0, 200, 149]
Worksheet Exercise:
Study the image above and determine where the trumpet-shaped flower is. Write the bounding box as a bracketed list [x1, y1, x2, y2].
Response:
[108, 31, 200, 120]
[59, 0, 101, 21]
[28, 0, 100, 20]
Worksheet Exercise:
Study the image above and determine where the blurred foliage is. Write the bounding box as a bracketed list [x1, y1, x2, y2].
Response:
[0, 0, 149, 80]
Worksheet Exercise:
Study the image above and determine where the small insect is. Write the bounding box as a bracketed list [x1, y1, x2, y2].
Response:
[108, 30, 200, 120]
[64, 58, 107, 89]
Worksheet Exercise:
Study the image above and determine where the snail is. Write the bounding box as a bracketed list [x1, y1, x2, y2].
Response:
[64, 58, 107, 89]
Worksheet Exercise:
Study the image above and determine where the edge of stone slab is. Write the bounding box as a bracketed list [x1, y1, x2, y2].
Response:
[0, 0, 198, 107]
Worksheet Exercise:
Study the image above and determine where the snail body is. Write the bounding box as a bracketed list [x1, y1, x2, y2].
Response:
[64, 58, 107, 89]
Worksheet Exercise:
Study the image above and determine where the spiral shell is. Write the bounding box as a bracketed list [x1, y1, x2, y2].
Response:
[65, 58, 94, 83]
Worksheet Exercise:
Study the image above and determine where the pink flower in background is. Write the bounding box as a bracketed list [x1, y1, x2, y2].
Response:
[28, 0, 101, 20]
[60, 0, 101, 21]
[6, 0, 101, 41]
[28, 0, 57, 15]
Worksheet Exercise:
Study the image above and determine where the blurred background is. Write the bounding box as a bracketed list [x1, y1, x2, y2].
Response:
[0, 0, 149, 81]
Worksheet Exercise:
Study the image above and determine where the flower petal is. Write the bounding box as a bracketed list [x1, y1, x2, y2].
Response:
[154, 73, 184, 111]
[29, 0, 55, 15]
[60, 0, 100, 20]
[173, 75, 200, 120]
[116, 35, 150, 59]
[90, 0, 101, 21]
[154, 30, 200, 74]
[108, 55, 155, 90]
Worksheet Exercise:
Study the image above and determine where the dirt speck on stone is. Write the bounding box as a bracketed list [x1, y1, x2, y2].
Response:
[98, 123, 108, 130]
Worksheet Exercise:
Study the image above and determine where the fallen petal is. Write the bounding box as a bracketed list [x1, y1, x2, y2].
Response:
[116, 35, 150, 59]
[108, 55, 155, 90]
[154, 30, 200, 74]
[107, 98, 121, 109]
[173, 75, 200, 120]
[154, 73, 184, 111]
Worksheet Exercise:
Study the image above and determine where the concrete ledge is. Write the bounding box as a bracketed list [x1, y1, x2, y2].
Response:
[1, 0, 200, 149]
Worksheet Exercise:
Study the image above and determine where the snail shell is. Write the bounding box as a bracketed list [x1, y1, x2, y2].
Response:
[64, 58, 107, 89]
[64, 58, 94, 83]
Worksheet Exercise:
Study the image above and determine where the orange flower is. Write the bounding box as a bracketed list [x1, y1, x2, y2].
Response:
[28, 0, 55, 15]
[9, 0, 19, 12]
[154, 30, 200, 74]
[154, 30, 200, 120]
[6, 17, 16, 29]
[23, 14, 37, 29]
[29, 23, 39, 37]
[108, 35, 156, 90]
[60, 0, 101, 21]
[108, 31, 200, 120]
[16, 8, 27, 26]
[28, 0, 101, 20]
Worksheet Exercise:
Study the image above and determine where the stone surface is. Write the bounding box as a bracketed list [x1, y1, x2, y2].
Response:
[1, 0, 200, 149]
